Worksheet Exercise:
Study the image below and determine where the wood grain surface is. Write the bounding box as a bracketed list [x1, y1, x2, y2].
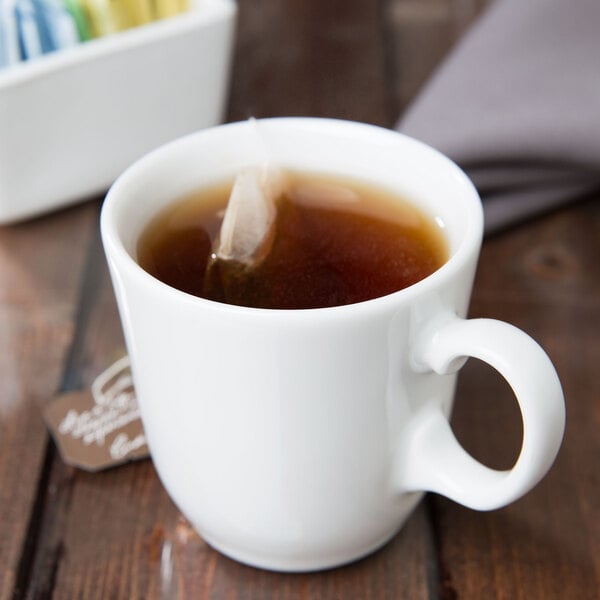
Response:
[1, 0, 598, 598]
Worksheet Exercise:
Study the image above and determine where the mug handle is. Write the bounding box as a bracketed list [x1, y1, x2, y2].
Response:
[396, 317, 565, 510]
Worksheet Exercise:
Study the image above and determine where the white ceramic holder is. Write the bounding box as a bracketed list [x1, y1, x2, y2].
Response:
[0, 0, 236, 223]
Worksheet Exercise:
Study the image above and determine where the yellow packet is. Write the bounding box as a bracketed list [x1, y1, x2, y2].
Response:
[153, 0, 185, 19]
[120, 0, 152, 26]
[80, 0, 116, 36]
[105, 0, 133, 30]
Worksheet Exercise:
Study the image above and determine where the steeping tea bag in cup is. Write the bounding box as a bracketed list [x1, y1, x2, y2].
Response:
[102, 118, 565, 572]
[203, 162, 286, 302]
[201, 118, 429, 308]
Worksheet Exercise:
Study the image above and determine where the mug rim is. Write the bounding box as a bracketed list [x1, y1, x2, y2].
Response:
[101, 117, 483, 317]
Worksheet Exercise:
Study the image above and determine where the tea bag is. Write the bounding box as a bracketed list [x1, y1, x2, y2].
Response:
[216, 164, 284, 264]
[203, 162, 286, 303]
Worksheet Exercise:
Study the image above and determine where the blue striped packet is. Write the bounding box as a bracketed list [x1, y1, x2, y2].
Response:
[14, 0, 79, 60]
[0, 0, 21, 67]
[15, 0, 44, 59]
[32, 0, 79, 50]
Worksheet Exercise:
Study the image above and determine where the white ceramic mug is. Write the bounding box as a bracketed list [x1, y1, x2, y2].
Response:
[101, 118, 565, 572]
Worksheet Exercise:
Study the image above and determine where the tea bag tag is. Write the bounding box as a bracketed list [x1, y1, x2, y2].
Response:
[216, 163, 285, 264]
[44, 356, 149, 472]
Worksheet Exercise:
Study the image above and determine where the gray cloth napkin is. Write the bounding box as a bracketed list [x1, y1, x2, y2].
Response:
[397, 0, 600, 233]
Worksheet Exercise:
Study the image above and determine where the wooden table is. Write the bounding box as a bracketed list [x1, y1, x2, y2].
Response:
[2, 1, 598, 598]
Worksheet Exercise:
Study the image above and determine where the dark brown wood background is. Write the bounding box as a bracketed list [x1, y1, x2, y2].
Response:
[1, 1, 598, 598]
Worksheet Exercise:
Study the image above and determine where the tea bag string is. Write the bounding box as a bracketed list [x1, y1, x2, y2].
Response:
[202, 119, 287, 302]
[248, 116, 271, 170]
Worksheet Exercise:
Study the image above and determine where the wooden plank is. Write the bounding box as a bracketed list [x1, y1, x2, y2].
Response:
[433, 198, 600, 599]
[384, 0, 490, 115]
[40, 491, 436, 599]
[227, 0, 389, 126]
[19, 218, 136, 598]
[0, 203, 97, 599]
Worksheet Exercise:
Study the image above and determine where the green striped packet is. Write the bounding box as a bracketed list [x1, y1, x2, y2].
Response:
[63, 0, 91, 40]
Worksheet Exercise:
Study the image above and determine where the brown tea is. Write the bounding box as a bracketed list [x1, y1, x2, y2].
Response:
[136, 172, 448, 309]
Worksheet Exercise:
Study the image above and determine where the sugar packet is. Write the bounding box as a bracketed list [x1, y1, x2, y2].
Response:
[63, 0, 91, 40]
[15, 0, 44, 59]
[32, 0, 79, 51]
[0, 0, 21, 67]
